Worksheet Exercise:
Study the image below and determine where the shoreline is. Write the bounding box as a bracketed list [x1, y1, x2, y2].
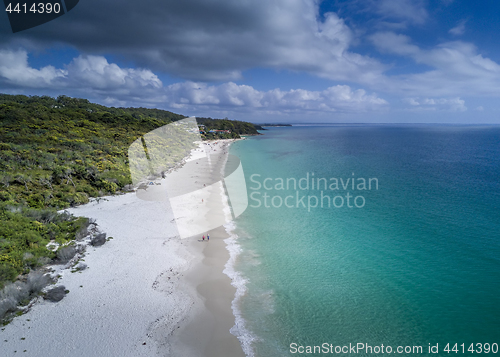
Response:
[168, 139, 246, 356]
[0, 139, 246, 357]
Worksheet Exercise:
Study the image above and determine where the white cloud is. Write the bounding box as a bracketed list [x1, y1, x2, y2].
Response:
[0, 0, 385, 84]
[371, 32, 500, 97]
[403, 97, 467, 111]
[0, 49, 387, 114]
[165, 82, 387, 113]
[240, 11, 385, 83]
[0, 49, 162, 101]
[1, 0, 499, 119]
[370, 32, 420, 56]
[1, 0, 497, 112]
[66, 55, 162, 90]
[0, 49, 66, 87]
[376, 0, 428, 25]
[405, 98, 420, 106]
[102, 97, 127, 107]
[449, 20, 467, 36]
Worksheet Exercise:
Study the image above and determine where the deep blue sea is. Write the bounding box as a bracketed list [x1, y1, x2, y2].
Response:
[227, 125, 500, 357]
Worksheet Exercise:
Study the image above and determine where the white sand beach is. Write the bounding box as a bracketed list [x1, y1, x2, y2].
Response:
[0, 140, 245, 357]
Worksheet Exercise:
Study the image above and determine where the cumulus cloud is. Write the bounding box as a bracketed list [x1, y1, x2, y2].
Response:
[165, 82, 387, 113]
[0, 49, 162, 102]
[371, 32, 500, 97]
[0, 49, 66, 87]
[65, 55, 162, 90]
[403, 97, 467, 111]
[1, 0, 499, 118]
[0, 49, 387, 114]
[0, 0, 385, 83]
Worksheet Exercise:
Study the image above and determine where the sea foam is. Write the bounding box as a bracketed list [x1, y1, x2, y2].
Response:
[217, 145, 258, 357]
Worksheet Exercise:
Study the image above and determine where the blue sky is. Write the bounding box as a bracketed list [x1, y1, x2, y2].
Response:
[1, 0, 500, 123]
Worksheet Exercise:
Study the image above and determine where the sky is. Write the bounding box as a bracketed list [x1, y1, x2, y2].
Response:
[1, 0, 500, 123]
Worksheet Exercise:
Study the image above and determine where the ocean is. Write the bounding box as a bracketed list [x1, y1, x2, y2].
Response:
[225, 125, 500, 357]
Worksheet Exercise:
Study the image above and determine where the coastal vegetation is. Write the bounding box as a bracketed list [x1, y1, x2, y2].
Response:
[196, 117, 263, 138]
[259, 123, 291, 127]
[0, 94, 262, 295]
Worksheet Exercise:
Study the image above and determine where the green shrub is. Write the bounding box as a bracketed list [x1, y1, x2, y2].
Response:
[27, 193, 44, 209]
[100, 180, 118, 193]
[0, 191, 11, 202]
[0, 264, 18, 289]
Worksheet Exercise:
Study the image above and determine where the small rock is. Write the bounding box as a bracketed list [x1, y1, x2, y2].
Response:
[44, 286, 67, 302]
[57, 246, 77, 262]
[90, 233, 106, 246]
[123, 184, 134, 192]
[75, 263, 87, 271]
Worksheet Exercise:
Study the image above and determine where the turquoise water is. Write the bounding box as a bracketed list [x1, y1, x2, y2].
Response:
[228, 126, 500, 356]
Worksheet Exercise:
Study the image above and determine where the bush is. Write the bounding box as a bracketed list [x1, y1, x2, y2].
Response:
[75, 218, 90, 240]
[26, 271, 51, 294]
[0, 271, 51, 319]
[100, 180, 118, 193]
[23, 208, 57, 224]
[0, 295, 17, 318]
[0, 289, 19, 318]
[23, 231, 42, 245]
[0, 281, 29, 319]
[27, 193, 45, 209]
[76, 183, 98, 196]
[0, 264, 18, 289]
[0, 191, 12, 201]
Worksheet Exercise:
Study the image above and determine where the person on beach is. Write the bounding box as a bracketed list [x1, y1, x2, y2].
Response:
[207, 234, 209, 241]
[202, 235, 205, 241]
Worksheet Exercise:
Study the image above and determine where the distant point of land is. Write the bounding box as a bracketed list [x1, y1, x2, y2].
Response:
[257, 124, 292, 127]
